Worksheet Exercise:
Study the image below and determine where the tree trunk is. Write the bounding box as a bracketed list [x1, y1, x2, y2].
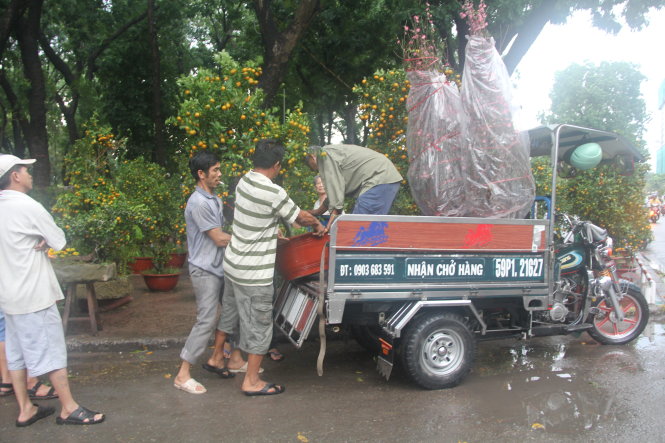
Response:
[501, 1, 559, 75]
[0, 70, 28, 156]
[0, 0, 25, 61]
[11, 116, 25, 157]
[55, 92, 79, 144]
[253, 0, 321, 107]
[147, 0, 166, 165]
[15, 0, 50, 187]
[343, 100, 357, 145]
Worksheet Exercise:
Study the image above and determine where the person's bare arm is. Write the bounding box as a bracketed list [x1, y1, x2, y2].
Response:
[295, 209, 325, 236]
[308, 199, 329, 217]
[205, 227, 232, 247]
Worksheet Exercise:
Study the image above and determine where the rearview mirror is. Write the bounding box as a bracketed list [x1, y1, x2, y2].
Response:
[615, 154, 635, 176]
[557, 161, 578, 179]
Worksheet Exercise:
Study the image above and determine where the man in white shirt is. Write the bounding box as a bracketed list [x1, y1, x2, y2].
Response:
[0, 155, 105, 427]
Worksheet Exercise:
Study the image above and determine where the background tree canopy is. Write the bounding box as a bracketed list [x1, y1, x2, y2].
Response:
[0, 0, 661, 250]
[537, 61, 651, 249]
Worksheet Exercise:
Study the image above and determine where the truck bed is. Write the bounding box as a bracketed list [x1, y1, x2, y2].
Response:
[276, 214, 552, 325]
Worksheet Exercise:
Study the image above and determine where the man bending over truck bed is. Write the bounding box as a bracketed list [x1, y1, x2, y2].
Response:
[304, 144, 402, 227]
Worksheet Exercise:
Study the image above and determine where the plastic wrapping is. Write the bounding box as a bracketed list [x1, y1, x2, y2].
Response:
[460, 36, 534, 217]
[406, 70, 467, 216]
[406, 35, 535, 218]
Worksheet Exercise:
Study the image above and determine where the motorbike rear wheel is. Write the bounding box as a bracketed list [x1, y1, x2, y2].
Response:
[400, 311, 476, 390]
[587, 283, 648, 345]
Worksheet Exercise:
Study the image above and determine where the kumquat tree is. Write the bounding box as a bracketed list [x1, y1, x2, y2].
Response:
[353, 69, 415, 215]
[51, 119, 184, 272]
[171, 51, 316, 211]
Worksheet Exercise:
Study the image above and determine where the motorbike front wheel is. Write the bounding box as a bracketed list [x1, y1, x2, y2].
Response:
[587, 283, 649, 345]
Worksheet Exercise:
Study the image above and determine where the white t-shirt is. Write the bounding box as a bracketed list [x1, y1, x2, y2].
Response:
[0, 190, 66, 314]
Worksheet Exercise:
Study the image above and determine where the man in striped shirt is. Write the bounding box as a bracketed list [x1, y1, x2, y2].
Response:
[219, 139, 324, 396]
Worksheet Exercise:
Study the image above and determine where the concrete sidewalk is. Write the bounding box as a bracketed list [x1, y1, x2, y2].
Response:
[64, 273, 198, 352]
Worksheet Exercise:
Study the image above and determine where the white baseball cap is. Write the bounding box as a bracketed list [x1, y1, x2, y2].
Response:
[0, 154, 36, 179]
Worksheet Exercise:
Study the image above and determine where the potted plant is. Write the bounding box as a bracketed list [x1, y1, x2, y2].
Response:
[141, 244, 181, 292]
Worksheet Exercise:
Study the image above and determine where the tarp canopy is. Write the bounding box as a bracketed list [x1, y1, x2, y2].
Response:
[526, 124, 645, 163]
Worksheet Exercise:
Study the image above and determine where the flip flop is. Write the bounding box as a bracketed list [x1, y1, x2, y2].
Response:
[16, 404, 55, 427]
[267, 349, 285, 362]
[243, 383, 285, 397]
[202, 363, 235, 379]
[0, 382, 14, 397]
[228, 362, 264, 373]
[56, 405, 105, 425]
[27, 381, 58, 400]
[174, 378, 207, 394]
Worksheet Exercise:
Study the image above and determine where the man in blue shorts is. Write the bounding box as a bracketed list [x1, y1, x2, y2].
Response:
[0, 155, 105, 427]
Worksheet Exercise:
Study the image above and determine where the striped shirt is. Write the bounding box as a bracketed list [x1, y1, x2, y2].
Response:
[223, 170, 300, 286]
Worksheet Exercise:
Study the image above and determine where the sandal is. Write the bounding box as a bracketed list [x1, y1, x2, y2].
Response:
[267, 349, 285, 362]
[56, 405, 105, 425]
[16, 404, 55, 427]
[0, 382, 14, 397]
[27, 381, 58, 400]
[243, 383, 285, 396]
[202, 363, 235, 379]
[174, 378, 207, 394]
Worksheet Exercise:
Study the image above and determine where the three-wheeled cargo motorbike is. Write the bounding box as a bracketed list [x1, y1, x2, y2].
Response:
[274, 124, 649, 390]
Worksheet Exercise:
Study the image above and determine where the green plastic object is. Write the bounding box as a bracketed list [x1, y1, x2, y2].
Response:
[570, 142, 602, 170]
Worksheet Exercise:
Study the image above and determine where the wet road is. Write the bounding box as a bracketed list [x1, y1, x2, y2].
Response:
[1, 328, 664, 442]
[2, 227, 665, 441]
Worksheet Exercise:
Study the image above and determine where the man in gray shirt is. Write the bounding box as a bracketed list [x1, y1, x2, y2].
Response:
[305, 144, 403, 227]
[173, 151, 241, 394]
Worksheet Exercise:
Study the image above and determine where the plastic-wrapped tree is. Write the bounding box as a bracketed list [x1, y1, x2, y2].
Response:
[459, 0, 534, 217]
[402, 10, 468, 216]
[403, 0, 534, 218]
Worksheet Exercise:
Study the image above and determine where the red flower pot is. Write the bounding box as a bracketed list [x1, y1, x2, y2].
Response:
[142, 272, 181, 292]
[129, 257, 154, 274]
[276, 232, 329, 280]
[166, 252, 187, 269]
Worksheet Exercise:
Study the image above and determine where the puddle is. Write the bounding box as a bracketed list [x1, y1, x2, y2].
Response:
[468, 337, 634, 434]
[635, 322, 665, 350]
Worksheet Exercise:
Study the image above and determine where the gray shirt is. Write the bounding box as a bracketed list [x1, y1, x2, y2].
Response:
[317, 144, 403, 211]
[185, 186, 225, 277]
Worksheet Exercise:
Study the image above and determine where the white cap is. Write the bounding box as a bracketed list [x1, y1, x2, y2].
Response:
[0, 154, 36, 179]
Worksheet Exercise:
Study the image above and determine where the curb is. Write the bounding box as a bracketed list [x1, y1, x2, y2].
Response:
[66, 336, 187, 353]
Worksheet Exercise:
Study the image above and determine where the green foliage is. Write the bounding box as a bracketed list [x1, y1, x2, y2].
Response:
[544, 61, 648, 147]
[558, 163, 652, 250]
[644, 173, 665, 196]
[170, 51, 317, 211]
[352, 69, 417, 214]
[541, 61, 651, 249]
[51, 119, 184, 273]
